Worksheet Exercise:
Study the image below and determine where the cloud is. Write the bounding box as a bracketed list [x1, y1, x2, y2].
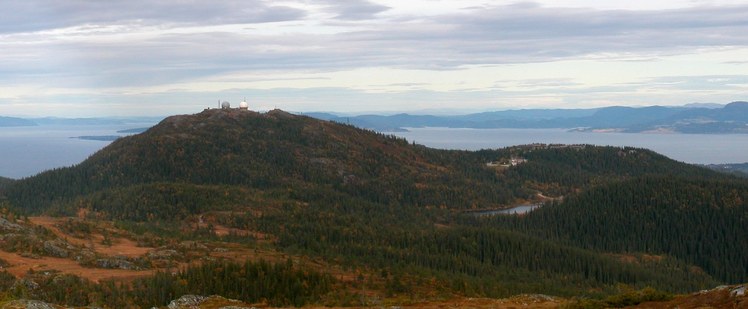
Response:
[352, 3, 748, 64]
[644, 75, 748, 91]
[4, 2, 748, 77]
[1, 1, 747, 115]
[0, 0, 306, 34]
[318, 0, 390, 20]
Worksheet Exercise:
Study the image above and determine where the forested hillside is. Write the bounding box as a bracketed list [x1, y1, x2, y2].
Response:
[0, 177, 12, 190]
[3, 109, 715, 215]
[486, 176, 748, 283]
[0, 108, 745, 307]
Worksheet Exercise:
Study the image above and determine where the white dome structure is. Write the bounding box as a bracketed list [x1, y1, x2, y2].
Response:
[239, 100, 248, 110]
[221, 101, 231, 109]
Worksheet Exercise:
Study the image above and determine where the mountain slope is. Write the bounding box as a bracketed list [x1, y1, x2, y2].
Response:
[6, 109, 485, 213]
[5, 108, 716, 215]
[0, 108, 742, 301]
[491, 176, 748, 283]
[0, 177, 13, 189]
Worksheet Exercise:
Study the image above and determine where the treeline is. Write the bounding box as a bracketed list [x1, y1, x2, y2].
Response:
[51, 183, 264, 221]
[485, 176, 748, 283]
[2, 259, 334, 308]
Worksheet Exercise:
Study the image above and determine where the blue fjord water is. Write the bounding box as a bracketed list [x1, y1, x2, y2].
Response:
[1, 126, 747, 179]
[391, 128, 748, 165]
[0, 125, 148, 179]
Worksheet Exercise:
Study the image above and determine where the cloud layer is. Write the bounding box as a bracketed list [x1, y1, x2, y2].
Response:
[0, 0, 746, 116]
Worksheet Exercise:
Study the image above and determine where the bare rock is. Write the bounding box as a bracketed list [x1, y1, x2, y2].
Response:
[178, 241, 208, 251]
[42, 240, 69, 258]
[11, 278, 39, 293]
[0, 218, 24, 232]
[147, 249, 180, 260]
[0, 299, 58, 309]
[167, 295, 206, 309]
[95, 258, 139, 270]
[732, 285, 746, 297]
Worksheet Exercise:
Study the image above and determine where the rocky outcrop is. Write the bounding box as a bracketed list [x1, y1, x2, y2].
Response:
[0, 299, 58, 309]
[42, 240, 69, 258]
[0, 218, 24, 232]
[167, 295, 206, 309]
[95, 258, 140, 270]
[732, 285, 746, 297]
[165, 295, 255, 309]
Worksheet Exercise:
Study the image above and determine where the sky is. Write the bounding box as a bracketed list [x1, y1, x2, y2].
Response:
[0, 0, 746, 117]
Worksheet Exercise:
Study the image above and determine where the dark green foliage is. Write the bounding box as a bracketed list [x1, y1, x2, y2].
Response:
[253, 188, 717, 296]
[564, 286, 674, 308]
[0, 271, 15, 291]
[57, 218, 94, 236]
[603, 286, 673, 307]
[489, 176, 748, 283]
[1, 260, 332, 308]
[111, 259, 334, 308]
[0, 176, 13, 190]
[7, 271, 95, 305]
[60, 183, 262, 221]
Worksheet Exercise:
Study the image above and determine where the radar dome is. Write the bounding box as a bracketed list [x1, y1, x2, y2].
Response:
[239, 101, 248, 110]
[221, 101, 231, 109]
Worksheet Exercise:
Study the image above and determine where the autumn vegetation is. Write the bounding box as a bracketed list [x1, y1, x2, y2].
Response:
[0, 109, 745, 307]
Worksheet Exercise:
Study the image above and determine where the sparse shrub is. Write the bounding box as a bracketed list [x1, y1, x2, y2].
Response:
[563, 287, 673, 308]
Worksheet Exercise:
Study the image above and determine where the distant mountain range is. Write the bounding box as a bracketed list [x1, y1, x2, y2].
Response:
[0, 116, 164, 127]
[3, 102, 746, 134]
[305, 101, 748, 133]
[0, 116, 36, 127]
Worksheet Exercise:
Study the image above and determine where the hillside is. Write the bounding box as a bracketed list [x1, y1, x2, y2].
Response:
[707, 162, 748, 177]
[488, 176, 748, 283]
[6, 108, 713, 216]
[0, 108, 745, 307]
[0, 177, 12, 189]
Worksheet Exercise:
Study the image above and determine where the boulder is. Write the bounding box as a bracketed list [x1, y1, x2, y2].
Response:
[42, 240, 69, 258]
[732, 285, 746, 297]
[167, 295, 206, 309]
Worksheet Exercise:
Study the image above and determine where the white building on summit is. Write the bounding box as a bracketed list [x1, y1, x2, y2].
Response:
[215, 99, 249, 110]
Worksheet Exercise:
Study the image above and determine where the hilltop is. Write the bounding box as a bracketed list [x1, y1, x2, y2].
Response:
[0, 108, 746, 307]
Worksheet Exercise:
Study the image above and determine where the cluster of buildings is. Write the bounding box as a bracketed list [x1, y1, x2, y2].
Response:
[216, 99, 250, 110]
[517, 143, 588, 150]
[486, 157, 527, 168]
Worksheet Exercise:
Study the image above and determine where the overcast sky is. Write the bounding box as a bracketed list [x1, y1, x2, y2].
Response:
[0, 0, 746, 117]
